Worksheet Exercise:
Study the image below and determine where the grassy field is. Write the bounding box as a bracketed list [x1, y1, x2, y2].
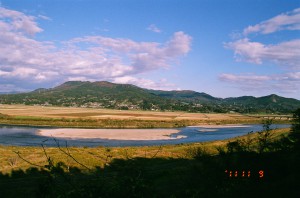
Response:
[0, 104, 258, 120]
[0, 104, 290, 128]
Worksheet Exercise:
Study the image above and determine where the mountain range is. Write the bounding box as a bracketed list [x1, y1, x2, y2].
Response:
[0, 81, 300, 114]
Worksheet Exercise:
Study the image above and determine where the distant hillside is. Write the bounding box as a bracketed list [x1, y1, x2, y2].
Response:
[0, 81, 173, 110]
[223, 94, 300, 113]
[147, 90, 219, 103]
[0, 81, 300, 113]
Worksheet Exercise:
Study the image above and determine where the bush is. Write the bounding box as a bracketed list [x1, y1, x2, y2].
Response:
[288, 108, 300, 151]
[257, 119, 274, 153]
[186, 146, 210, 160]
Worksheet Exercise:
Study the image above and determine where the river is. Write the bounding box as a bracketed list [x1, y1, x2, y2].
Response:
[0, 124, 291, 147]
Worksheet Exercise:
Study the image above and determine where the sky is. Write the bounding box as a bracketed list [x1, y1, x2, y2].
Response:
[0, 0, 300, 99]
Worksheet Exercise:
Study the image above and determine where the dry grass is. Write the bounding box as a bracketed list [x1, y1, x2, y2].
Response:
[0, 104, 263, 121]
[0, 104, 289, 128]
[0, 144, 187, 174]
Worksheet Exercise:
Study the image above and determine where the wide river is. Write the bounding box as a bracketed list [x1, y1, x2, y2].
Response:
[0, 124, 290, 147]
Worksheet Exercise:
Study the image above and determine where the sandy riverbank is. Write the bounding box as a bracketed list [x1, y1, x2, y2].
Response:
[38, 128, 185, 140]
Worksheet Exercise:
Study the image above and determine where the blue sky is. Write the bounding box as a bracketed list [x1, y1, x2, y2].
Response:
[0, 0, 300, 99]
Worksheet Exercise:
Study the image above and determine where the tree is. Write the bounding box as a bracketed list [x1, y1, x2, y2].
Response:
[288, 108, 300, 151]
[257, 119, 273, 153]
[141, 100, 151, 110]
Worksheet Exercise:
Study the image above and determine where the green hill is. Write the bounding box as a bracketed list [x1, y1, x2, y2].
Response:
[0, 81, 300, 113]
[0, 81, 173, 110]
[223, 94, 300, 113]
[147, 90, 219, 103]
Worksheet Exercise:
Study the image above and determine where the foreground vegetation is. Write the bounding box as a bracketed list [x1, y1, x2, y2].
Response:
[0, 108, 299, 197]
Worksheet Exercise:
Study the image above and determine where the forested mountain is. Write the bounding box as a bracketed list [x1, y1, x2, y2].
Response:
[1, 81, 300, 113]
[148, 90, 219, 103]
[222, 94, 300, 113]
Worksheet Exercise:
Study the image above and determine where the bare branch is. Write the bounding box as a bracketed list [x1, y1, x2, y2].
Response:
[53, 138, 91, 171]
[151, 145, 163, 158]
[13, 151, 44, 168]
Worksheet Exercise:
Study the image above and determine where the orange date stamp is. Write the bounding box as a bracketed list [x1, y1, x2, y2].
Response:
[225, 170, 264, 178]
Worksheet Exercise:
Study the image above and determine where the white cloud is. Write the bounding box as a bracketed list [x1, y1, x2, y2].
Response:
[147, 24, 161, 33]
[224, 7, 300, 95]
[226, 7, 300, 69]
[112, 76, 177, 90]
[0, 7, 192, 92]
[68, 31, 192, 73]
[219, 72, 300, 93]
[0, 7, 43, 35]
[225, 38, 300, 68]
[38, 14, 51, 21]
[243, 7, 300, 35]
[219, 73, 271, 82]
[67, 76, 95, 82]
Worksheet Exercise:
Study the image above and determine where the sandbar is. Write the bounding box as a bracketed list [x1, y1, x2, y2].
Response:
[38, 128, 185, 140]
